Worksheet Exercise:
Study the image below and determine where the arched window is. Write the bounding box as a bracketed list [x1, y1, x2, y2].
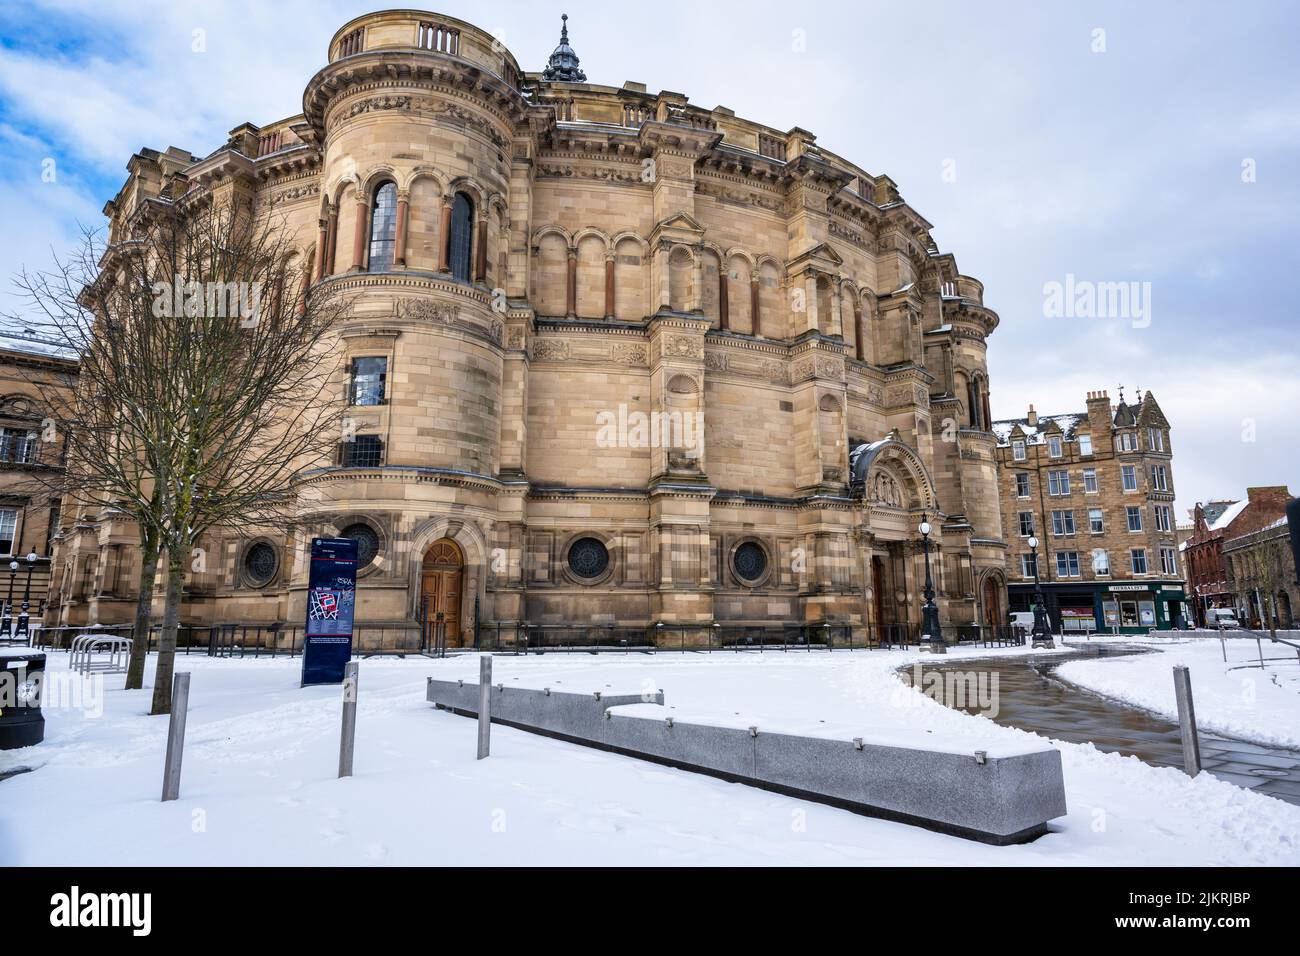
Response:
[367, 181, 398, 273]
[447, 192, 474, 282]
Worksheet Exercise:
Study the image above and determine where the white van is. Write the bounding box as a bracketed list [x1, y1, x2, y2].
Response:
[1205, 608, 1241, 629]
[1008, 611, 1036, 633]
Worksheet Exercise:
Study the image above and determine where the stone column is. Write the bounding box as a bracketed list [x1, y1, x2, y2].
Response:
[829, 279, 844, 338]
[314, 205, 329, 280]
[604, 255, 616, 319]
[393, 190, 409, 267]
[750, 273, 761, 337]
[691, 249, 704, 314]
[437, 198, 453, 272]
[566, 250, 578, 317]
[324, 205, 339, 276]
[655, 243, 671, 311]
[298, 254, 312, 316]
[804, 270, 820, 334]
[351, 198, 369, 272]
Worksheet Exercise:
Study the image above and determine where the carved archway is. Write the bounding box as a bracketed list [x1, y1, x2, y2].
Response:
[850, 436, 940, 513]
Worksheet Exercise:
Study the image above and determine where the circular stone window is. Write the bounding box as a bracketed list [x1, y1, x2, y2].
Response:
[733, 541, 769, 583]
[244, 542, 278, 588]
[567, 537, 610, 580]
[341, 522, 380, 568]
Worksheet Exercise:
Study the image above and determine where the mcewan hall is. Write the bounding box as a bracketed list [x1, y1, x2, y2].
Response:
[45, 10, 1012, 649]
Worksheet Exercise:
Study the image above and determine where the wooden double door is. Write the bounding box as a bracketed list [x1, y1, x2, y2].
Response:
[421, 538, 464, 648]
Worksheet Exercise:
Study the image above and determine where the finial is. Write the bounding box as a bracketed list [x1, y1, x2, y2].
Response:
[1118, 383, 1125, 403]
[542, 12, 586, 82]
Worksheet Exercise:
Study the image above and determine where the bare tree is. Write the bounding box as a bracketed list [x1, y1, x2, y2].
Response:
[7, 196, 351, 711]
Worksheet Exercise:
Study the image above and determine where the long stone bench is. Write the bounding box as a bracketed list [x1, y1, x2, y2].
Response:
[427, 678, 1067, 844]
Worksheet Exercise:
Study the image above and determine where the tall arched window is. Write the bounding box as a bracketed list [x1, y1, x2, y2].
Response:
[447, 192, 474, 282]
[367, 181, 398, 273]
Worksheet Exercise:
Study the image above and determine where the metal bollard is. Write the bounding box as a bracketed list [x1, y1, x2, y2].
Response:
[161, 672, 191, 801]
[1172, 665, 1201, 777]
[477, 655, 491, 759]
[339, 661, 358, 778]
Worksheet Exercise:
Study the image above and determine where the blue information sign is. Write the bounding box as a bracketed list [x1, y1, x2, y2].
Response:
[301, 537, 358, 687]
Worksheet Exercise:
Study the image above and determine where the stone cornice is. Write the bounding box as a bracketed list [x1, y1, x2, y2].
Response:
[303, 51, 529, 139]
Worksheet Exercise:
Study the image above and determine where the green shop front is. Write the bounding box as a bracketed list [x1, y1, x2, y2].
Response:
[1008, 581, 1188, 633]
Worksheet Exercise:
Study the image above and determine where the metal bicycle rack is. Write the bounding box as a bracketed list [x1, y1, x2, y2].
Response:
[69, 634, 133, 677]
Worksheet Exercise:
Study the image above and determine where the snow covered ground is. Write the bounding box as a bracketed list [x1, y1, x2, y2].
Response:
[3, 644, 1299, 866]
[1057, 633, 1300, 751]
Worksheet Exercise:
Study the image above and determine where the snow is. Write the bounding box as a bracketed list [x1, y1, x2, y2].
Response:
[1208, 499, 1250, 532]
[1057, 633, 1300, 750]
[3, 645, 1299, 866]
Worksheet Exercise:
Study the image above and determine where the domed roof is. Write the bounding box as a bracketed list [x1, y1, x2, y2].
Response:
[542, 14, 586, 82]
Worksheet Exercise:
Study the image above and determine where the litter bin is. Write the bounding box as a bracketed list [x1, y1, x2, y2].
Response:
[0, 649, 45, 749]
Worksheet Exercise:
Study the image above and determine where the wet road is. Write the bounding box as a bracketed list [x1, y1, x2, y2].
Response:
[913, 644, 1300, 807]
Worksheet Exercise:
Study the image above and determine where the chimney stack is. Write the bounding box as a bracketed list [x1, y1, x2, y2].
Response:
[1026, 404, 1038, 427]
[1086, 389, 1112, 431]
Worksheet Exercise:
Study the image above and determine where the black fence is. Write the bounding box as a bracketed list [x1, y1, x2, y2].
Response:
[29, 619, 1028, 658]
[472, 621, 1028, 654]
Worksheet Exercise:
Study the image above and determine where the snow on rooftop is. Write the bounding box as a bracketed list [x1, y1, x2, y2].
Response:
[1208, 499, 1250, 532]
[0, 330, 78, 360]
[991, 413, 1085, 447]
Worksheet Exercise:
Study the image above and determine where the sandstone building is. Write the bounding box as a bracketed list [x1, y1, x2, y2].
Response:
[48, 11, 1008, 647]
[992, 389, 1187, 633]
[0, 331, 78, 617]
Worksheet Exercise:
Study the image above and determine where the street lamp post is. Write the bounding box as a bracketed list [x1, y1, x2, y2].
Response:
[16, 551, 37, 639]
[918, 515, 945, 654]
[2, 559, 16, 639]
[1027, 536, 1055, 649]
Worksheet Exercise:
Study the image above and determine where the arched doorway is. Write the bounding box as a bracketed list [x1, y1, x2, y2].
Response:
[421, 538, 464, 648]
[981, 574, 1003, 634]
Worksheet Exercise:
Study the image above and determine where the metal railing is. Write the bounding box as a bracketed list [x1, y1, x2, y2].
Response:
[473, 621, 1028, 654]
[29, 618, 1030, 658]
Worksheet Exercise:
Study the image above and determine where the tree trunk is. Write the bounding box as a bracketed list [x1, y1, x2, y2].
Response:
[149, 551, 185, 715]
[124, 528, 160, 690]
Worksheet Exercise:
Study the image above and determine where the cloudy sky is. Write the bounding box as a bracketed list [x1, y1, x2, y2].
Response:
[1, 0, 1296, 519]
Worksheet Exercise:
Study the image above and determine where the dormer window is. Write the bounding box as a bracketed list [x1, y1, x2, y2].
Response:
[1048, 436, 1063, 458]
[1012, 440, 1026, 461]
[1078, 433, 1093, 456]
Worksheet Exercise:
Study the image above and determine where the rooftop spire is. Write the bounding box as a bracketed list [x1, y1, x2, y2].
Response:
[542, 13, 587, 82]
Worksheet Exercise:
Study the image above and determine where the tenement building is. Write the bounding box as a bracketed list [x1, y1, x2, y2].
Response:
[1185, 486, 1294, 627]
[993, 390, 1188, 633]
[48, 11, 1008, 647]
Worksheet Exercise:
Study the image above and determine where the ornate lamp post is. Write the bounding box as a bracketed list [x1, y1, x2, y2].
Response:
[1027, 536, 1055, 649]
[2, 559, 16, 638]
[918, 515, 945, 654]
[16, 550, 37, 639]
